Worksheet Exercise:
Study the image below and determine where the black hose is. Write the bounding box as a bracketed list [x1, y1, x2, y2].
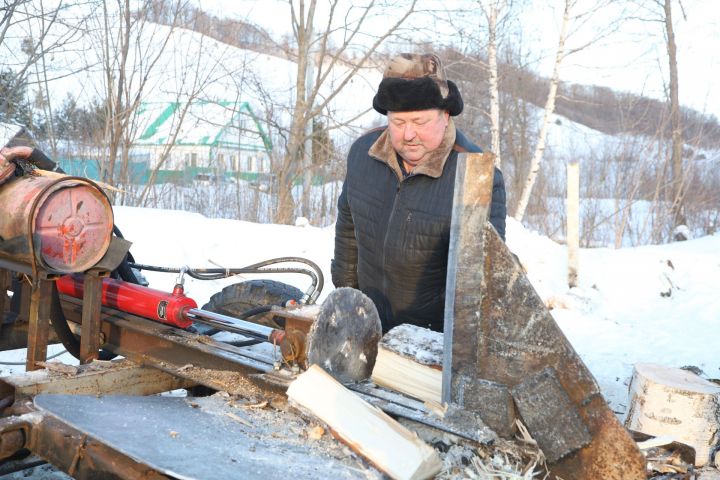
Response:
[50, 284, 116, 361]
[129, 256, 324, 304]
[111, 225, 141, 284]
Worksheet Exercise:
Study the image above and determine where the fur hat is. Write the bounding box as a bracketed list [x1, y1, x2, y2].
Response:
[373, 53, 463, 116]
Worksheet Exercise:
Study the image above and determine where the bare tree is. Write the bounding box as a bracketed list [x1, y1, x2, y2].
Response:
[268, 0, 418, 225]
[86, 0, 188, 188]
[0, 0, 91, 137]
[513, 0, 623, 222]
[512, 0, 571, 222]
[663, 0, 686, 231]
[477, 0, 506, 167]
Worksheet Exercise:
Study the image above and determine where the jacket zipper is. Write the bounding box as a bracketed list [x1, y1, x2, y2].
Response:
[381, 180, 402, 305]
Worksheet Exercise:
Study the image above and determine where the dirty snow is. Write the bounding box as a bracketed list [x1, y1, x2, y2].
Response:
[1, 206, 719, 478]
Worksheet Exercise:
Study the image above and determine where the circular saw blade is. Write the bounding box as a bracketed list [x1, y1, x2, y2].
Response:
[306, 287, 382, 383]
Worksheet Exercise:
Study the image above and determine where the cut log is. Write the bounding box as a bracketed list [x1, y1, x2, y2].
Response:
[625, 362, 720, 467]
[287, 364, 442, 480]
[371, 324, 443, 404]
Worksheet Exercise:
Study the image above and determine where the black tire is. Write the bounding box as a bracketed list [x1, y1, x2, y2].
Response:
[201, 279, 303, 330]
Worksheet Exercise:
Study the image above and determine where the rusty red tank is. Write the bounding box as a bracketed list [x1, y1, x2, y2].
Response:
[0, 174, 113, 273]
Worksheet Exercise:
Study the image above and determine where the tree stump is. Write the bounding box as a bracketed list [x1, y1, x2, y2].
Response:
[626, 363, 720, 467]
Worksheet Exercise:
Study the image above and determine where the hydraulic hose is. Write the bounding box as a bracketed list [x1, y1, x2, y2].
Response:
[129, 256, 324, 304]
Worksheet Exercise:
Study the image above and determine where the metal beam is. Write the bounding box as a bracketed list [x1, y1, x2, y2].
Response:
[25, 279, 53, 371]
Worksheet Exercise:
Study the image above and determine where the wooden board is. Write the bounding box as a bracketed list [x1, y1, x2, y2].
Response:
[287, 364, 442, 480]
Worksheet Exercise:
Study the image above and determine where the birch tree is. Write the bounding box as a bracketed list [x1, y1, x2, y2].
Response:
[480, 0, 504, 166]
[513, 0, 571, 222]
[513, 0, 623, 222]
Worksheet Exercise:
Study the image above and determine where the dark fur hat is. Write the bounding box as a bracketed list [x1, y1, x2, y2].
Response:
[373, 53, 463, 116]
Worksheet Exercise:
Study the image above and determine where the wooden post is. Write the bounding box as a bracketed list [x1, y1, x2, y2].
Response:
[26, 278, 53, 371]
[567, 161, 579, 287]
[80, 270, 106, 364]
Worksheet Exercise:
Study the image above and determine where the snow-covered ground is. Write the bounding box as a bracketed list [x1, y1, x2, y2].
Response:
[1, 205, 718, 477]
[6, 206, 717, 418]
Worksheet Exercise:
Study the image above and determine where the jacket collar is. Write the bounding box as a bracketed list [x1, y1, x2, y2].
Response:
[368, 119, 457, 180]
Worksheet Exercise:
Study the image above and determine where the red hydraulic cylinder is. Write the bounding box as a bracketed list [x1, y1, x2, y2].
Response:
[56, 275, 196, 329]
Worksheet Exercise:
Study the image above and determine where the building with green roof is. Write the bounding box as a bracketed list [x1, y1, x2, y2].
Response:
[131, 100, 272, 183]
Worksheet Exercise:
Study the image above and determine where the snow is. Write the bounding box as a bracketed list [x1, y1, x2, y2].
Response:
[112, 207, 717, 420]
[1, 204, 718, 478]
[4, 206, 717, 419]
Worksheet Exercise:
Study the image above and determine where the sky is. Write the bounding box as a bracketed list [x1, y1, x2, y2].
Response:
[193, 0, 720, 116]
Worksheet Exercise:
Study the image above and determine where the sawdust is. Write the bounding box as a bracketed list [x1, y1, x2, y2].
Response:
[176, 366, 271, 399]
[190, 393, 377, 476]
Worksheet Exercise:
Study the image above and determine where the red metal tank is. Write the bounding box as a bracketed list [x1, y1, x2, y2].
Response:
[0, 175, 113, 273]
[56, 275, 196, 329]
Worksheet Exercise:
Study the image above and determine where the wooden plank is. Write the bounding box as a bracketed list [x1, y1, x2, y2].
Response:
[3, 359, 194, 397]
[567, 161, 580, 287]
[288, 365, 441, 480]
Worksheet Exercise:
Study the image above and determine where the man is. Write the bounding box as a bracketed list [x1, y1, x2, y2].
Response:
[332, 53, 507, 333]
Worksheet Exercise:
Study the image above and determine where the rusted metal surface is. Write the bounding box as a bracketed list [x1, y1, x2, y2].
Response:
[511, 367, 592, 463]
[442, 152, 495, 404]
[443, 153, 646, 479]
[60, 295, 290, 399]
[79, 271, 106, 364]
[461, 378, 515, 438]
[0, 175, 113, 274]
[482, 216, 646, 478]
[0, 269, 9, 325]
[24, 411, 172, 479]
[0, 414, 32, 461]
[0, 270, 59, 351]
[1, 359, 193, 398]
[25, 279, 53, 372]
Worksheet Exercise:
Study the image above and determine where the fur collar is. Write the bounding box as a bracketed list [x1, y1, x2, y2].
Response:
[368, 119, 457, 180]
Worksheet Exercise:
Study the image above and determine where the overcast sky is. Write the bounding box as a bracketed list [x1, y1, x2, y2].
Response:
[194, 0, 719, 116]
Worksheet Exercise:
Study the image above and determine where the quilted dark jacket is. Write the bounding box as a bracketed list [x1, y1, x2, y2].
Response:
[332, 124, 507, 333]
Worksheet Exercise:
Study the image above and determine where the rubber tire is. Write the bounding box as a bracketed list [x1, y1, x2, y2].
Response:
[201, 279, 303, 329]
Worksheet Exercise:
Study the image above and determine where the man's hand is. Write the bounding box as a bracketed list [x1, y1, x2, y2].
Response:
[0, 146, 34, 184]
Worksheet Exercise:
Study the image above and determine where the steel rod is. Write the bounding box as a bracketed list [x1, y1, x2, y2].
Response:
[186, 308, 274, 341]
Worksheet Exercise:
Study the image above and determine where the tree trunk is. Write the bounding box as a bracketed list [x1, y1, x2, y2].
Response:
[514, 0, 571, 222]
[664, 0, 685, 232]
[487, 1, 501, 167]
[566, 161, 579, 286]
[626, 362, 720, 467]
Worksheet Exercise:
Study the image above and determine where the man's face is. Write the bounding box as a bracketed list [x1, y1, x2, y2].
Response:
[387, 109, 450, 169]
